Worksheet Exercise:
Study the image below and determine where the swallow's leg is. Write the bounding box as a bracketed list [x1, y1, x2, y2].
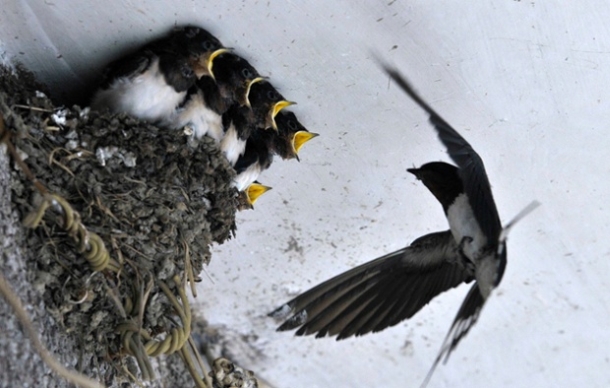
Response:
[452, 236, 476, 274]
[457, 236, 474, 260]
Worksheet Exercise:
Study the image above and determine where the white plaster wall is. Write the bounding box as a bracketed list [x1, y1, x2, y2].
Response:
[2, 1, 609, 387]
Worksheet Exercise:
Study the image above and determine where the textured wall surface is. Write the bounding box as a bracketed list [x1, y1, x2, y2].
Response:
[1, 1, 610, 387]
[0, 137, 80, 388]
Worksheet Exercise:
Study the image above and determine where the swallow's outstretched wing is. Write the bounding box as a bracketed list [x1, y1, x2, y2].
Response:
[270, 231, 473, 340]
[382, 65, 502, 243]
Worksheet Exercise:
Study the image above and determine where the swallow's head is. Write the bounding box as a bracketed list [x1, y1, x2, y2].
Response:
[161, 58, 198, 91]
[408, 162, 463, 212]
[274, 111, 319, 160]
[178, 26, 223, 54]
[247, 80, 295, 130]
[173, 26, 229, 79]
[211, 54, 261, 106]
[194, 47, 231, 79]
[236, 182, 272, 210]
[244, 76, 264, 109]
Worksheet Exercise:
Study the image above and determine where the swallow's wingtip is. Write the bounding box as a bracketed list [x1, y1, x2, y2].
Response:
[273, 308, 308, 332]
[268, 303, 293, 319]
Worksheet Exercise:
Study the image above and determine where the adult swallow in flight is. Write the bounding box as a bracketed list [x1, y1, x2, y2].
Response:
[90, 26, 226, 123]
[162, 52, 260, 141]
[270, 63, 537, 387]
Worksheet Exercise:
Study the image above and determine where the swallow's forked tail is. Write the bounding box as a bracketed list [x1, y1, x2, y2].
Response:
[498, 200, 541, 254]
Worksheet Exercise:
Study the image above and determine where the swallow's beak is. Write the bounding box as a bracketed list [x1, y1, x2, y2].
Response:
[205, 48, 231, 80]
[270, 100, 296, 130]
[407, 167, 421, 180]
[246, 182, 272, 207]
[207, 48, 231, 80]
[244, 77, 265, 108]
[246, 182, 271, 205]
[292, 131, 319, 158]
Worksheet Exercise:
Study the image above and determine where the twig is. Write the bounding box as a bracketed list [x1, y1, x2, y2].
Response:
[0, 113, 48, 195]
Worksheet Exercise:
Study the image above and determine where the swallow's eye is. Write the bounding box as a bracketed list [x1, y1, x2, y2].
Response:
[241, 68, 253, 79]
[267, 90, 278, 100]
[181, 66, 194, 78]
[288, 120, 297, 130]
[202, 40, 217, 51]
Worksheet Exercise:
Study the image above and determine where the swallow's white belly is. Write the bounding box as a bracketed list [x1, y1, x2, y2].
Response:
[220, 123, 246, 166]
[233, 164, 262, 192]
[447, 193, 487, 261]
[92, 58, 185, 123]
[165, 91, 223, 140]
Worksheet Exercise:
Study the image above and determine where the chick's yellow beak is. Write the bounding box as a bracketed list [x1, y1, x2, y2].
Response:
[270, 100, 296, 130]
[206, 48, 231, 79]
[292, 131, 319, 154]
[246, 183, 272, 206]
[244, 77, 266, 108]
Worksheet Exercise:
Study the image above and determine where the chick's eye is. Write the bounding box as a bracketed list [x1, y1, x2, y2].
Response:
[202, 40, 216, 51]
[181, 66, 194, 78]
[288, 120, 297, 130]
[241, 68, 253, 78]
[267, 90, 278, 100]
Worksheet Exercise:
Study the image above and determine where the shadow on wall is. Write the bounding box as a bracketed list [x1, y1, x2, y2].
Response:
[32, 34, 166, 106]
[1, 19, 180, 106]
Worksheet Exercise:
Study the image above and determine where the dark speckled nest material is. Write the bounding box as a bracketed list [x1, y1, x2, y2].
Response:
[0, 64, 237, 383]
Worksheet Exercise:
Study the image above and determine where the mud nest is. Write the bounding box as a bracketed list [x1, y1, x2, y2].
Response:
[0, 64, 240, 385]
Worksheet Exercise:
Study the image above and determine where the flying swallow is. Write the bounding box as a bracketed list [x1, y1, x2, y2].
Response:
[90, 26, 225, 123]
[270, 63, 537, 387]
